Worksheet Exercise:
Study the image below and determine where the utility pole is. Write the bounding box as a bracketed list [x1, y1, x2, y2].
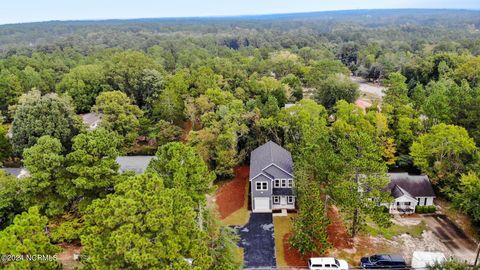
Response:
[475, 242, 480, 266]
[324, 194, 330, 214]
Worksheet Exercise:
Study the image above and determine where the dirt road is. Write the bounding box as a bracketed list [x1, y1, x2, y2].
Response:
[350, 76, 385, 98]
[423, 214, 478, 262]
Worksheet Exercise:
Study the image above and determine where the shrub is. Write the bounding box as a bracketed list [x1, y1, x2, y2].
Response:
[415, 205, 436, 214]
[416, 206, 425, 213]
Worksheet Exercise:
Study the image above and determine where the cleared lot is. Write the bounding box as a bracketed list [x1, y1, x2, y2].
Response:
[331, 212, 479, 266]
[423, 214, 478, 262]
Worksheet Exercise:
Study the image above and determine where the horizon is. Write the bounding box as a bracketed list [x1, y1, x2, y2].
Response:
[1, 0, 480, 26]
[1, 8, 479, 27]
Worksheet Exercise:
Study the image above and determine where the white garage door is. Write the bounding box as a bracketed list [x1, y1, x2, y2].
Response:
[254, 197, 271, 212]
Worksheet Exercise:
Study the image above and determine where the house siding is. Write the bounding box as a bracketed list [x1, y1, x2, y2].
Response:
[251, 174, 273, 198]
[249, 141, 295, 213]
[415, 196, 435, 206]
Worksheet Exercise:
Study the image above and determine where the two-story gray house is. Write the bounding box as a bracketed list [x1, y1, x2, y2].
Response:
[250, 141, 295, 213]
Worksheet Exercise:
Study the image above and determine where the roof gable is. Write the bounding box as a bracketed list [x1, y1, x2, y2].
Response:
[263, 163, 293, 179]
[251, 173, 272, 182]
[249, 141, 293, 181]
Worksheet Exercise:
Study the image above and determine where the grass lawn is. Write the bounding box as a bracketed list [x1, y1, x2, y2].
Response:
[222, 206, 249, 226]
[234, 247, 244, 268]
[273, 215, 293, 267]
[364, 218, 426, 240]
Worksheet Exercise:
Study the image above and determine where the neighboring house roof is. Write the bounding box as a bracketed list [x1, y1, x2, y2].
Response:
[387, 173, 436, 198]
[116, 156, 155, 174]
[284, 104, 295, 109]
[249, 141, 293, 181]
[355, 99, 372, 110]
[2, 167, 30, 178]
[81, 112, 102, 130]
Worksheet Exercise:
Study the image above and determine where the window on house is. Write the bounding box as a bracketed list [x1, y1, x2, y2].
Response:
[396, 201, 400, 206]
[288, 179, 293, 188]
[287, 196, 294, 204]
[417, 198, 420, 206]
[274, 179, 280, 188]
[281, 179, 286, 188]
[273, 196, 280, 204]
[405, 202, 411, 206]
[256, 182, 267, 191]
[424, 198, 427, 206]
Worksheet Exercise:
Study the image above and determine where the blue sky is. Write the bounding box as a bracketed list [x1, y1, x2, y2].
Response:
[1, 0, 479, 25]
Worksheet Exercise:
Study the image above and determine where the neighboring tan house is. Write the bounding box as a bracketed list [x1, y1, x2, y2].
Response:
[385, 173, 436, 214]
[250, 141, 295, 213]
[115, 156, 155, 174]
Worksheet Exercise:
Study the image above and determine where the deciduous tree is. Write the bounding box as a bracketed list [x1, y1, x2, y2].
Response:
[453, 172, 480, 223]
[314, 74, 359, 110]
[92, 91, 143, 147]
[11, 90, 80, 155]
[57, 64, 110, 113]
[410, 124, 477, 192]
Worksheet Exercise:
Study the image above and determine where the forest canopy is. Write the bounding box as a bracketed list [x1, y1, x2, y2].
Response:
[0, 8, 479, 269]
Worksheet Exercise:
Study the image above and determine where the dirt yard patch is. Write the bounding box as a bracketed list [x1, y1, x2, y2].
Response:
[327, 206, 354, 250]
[330, 211, 479, 266]
[422, 214, 478, 263]
[180, 120, 193, 142]
[350, 76, 385, 98]
[436, 198, 479, 239]
[214, 166, 250, 225]
[56, 243, 82, 269]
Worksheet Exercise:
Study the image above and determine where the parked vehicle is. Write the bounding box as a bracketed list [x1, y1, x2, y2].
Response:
[411, 251, 446, 269]
[309, 257, 349, 270]
[360, 254, 406, 269]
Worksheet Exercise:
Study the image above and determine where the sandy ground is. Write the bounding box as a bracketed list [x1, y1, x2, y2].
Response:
[330, 212, 478, 266]
[56, 243, 82, 269]
[388, 214, 478, 263]
[350, 76, 385, 97]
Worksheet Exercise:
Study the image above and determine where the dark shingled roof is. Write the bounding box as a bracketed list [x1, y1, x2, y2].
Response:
[387, 173, 436, 198]
[249, 141, 293, 181]
[272, 188, 294, 196]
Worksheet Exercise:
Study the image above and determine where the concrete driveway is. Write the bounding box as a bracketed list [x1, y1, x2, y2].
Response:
[235, 213, 276, 269]
[423, 214, 478, 261]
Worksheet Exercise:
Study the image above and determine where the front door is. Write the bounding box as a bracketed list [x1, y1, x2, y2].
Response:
[280, 196, 287, 205]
